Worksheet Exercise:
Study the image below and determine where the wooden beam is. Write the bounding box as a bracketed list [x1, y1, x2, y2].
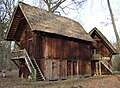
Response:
[99, 61, 102, 75]
[96, 62, 98, 75]
[19, 17, 25, 21]
[71, 61, 73, 77]
[77, 60, 79, 76]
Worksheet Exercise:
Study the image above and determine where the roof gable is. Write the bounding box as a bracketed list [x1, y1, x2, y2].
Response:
[89, 27, 118, 54]
[5, 4, 26, 41]
[5, 2, 93, 42]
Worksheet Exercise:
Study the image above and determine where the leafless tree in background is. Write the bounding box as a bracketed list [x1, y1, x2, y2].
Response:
[107, 0, 120, 52]
[0, 0, 24, 70]
[37, 0, 87, 15]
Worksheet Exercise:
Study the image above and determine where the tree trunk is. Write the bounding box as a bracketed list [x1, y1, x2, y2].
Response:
[107, 0, 120, 52]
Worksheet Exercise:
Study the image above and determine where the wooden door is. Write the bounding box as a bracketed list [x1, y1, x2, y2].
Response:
[67, 61, 71, 76]
[79, 60, 85, 76]
[45, 59, 52, 80]
[79, 60, 82, 76]
[73, 61, 77, 76]
[45, 59, 59, 80]
[59, 60, 67, 79]
[52, 59, 59, 80]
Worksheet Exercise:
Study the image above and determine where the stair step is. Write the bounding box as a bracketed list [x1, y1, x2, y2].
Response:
[36, 78, 44, 81]
[31, 59, 44, 81]
[36, 74, 43, 81]
[100, 60, 113, 74]
[13, 49, 45, 81]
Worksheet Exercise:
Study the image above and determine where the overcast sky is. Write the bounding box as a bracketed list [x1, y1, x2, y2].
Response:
[82, 0, 120, 43]
[22, 0, 120, 43]
[63, 0, 120, 43]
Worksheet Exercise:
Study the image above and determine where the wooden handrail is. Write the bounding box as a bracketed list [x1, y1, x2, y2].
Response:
[32, 58, 45, 80]
[101, 58, 112, 68]
[11, 50, 25, 59]
[24, 49, 36, 80]
[100, 59, 113, 74]
[91, 54, 102, 60]
[11, 49, 45, 80]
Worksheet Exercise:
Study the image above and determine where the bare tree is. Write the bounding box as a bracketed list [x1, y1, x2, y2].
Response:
[107, 0, 120, 52]
[0, 0, 24, 70]
[38, 0, 87, 15]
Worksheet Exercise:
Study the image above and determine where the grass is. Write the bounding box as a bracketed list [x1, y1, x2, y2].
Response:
[0, 69, 120, 88]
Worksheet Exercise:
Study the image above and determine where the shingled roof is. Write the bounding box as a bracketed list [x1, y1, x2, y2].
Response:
[89, 27, 118, 54]
[5, 2, 93, 42]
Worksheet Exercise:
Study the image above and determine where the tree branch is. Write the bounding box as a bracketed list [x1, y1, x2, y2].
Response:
[44, 0, 51, 12]
[51, 0, 66, 13]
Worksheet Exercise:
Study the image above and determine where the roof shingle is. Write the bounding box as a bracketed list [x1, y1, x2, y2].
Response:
[5, 2, 93, 42]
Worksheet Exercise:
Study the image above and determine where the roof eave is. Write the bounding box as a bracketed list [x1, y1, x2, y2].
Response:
[32, 29, 94, 42]
[4, 7, 18, 41]
[90, 27, 117, 55]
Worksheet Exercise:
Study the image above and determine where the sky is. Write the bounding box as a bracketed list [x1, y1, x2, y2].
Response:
[82, 0, 120, 43]
[21, 0, 120, 43]
[62, 0, 120, 43]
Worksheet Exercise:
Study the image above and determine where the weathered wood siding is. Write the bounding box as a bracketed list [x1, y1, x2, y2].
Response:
[17, 19, 35, 78]
[91, 35, 112, 58]
[40, 33, 91, 60]
[34, 33, 91, 80]
[91, 34, 112, 65]
[91, 33, 113, 75]
[18, 20, 92, 80]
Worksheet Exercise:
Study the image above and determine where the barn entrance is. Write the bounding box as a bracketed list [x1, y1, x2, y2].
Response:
[91, 60, 101, 76]
[45, 59, 59, 80]
[67, 60, 78, 77]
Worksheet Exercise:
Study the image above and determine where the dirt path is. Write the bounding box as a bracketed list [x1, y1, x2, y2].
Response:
[0, 69, 120, 88]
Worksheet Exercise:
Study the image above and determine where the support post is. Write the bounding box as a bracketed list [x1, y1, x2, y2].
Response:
[99, 61, 102, 75]
[96, 62, 98, 75]
[77, 60, 79, 76]
[71, 61, 73, 77]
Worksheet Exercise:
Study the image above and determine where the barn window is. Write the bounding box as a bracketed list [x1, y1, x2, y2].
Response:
[91, 48, 97, 54]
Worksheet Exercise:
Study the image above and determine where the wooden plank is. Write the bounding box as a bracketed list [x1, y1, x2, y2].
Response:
[77, 60, 79, 76]
[78, 60, 82, 76]
[45, 59, 60, 80]
[59, 60, 67, 79]
[73, 61, 77, 76]
[96, 62, 99, 75]
[45, 59, 52, 80]
[85, 60, 91, 76]
[71, 61, 73, 77]
[99, 61, 102, 75]
[52, 59, 59, 80]
[67, 60, 71, 76]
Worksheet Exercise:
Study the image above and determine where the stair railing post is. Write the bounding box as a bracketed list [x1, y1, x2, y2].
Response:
[34, 69, 37, 80]
[32, 58, 45, 80]
[99, 61, 101, 75]
[100, 57, 113, 74]
[24, 49, 36, 80]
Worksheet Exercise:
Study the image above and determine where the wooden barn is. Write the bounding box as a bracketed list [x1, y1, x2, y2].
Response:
[90, 27, 118, 75]
[5, 2, 94, 81]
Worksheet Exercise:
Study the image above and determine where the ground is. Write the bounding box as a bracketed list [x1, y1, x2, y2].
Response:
[0, 69, 120, 88]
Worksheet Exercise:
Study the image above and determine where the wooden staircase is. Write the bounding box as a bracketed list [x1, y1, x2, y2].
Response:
[24, 49, 36, 80]
[31, 58, 45, 81]
[91, 54, 113, 75]
[11, 49, 45, 81]
[100, 59, 113, 74]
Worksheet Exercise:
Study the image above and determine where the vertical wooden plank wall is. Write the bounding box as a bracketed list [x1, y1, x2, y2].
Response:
[91, 33, 114, 75]
[37, 33, 92, 80]
[19, 24, 92, 80]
